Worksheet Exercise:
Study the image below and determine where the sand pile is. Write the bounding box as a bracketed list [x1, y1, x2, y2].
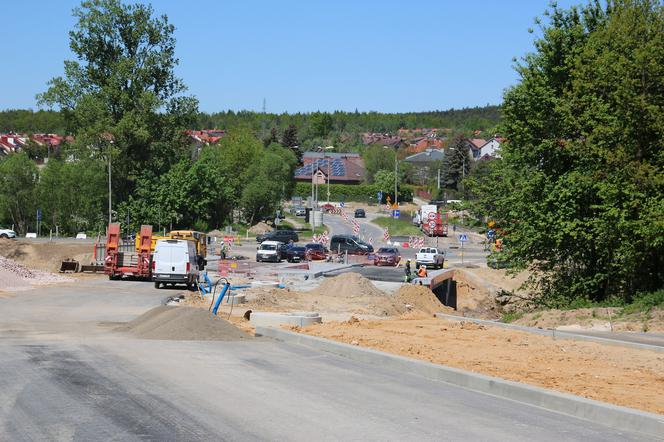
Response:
[229, 274, 451, 319]
[0, 255, 73, 291]
[117, 306, 252, 341]
[394, 284, 454, 316]
[309, 273, 386, 298]
[248, 222, 273, 235]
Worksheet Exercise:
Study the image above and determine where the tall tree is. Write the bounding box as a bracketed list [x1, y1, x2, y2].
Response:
[468, 0, 664, 306]
[281, 124, 301, 162]
[37, 0, 198, 203]
[0, 154, 38, 234]
[441, 137, 471, 191]
[263, 127, 279, 147]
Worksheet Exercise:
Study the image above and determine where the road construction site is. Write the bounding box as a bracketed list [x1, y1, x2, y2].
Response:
[0, 204, 663, 440]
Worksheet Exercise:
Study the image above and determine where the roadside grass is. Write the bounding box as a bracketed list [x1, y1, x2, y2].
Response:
[373, 216, 422, 236]
[500, 311, 525, 323]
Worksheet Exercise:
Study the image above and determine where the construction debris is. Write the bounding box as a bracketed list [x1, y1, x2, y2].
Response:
[0, 255, 73, 292]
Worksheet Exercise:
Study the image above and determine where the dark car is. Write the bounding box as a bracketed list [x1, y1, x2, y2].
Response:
[329, 234, 373, 255]
[354, 208, 366, 218]
[374, 247, 401, 266]
[285, 246, 307, 263]
[305, 243, 328, 260]
[256, 229, 299, 243]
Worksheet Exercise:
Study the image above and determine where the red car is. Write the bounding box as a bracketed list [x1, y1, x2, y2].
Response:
[373, 247, 401, 266]
[321, 203, 335, 213]
[305, 243, 328, 260]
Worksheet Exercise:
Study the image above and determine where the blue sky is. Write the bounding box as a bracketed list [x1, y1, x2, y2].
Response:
[1, 0, 579, 113]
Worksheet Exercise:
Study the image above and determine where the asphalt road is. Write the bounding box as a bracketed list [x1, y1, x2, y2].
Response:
[0, 278, 654, 441]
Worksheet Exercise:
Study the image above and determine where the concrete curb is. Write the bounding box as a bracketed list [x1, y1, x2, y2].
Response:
[435, 313, 664, 353]
[313, 263, 364, 278]
[255, 326, 664, 438]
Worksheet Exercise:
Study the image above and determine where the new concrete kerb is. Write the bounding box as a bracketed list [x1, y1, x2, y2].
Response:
[255, 326, 664, 439]
[435, 313, 664, 353]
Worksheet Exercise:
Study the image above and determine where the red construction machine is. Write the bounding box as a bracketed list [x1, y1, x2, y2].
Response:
[104, 223, 153, 280]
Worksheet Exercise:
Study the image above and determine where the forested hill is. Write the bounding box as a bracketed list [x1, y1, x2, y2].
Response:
[0, 105, 501, 136]
[197, 105, 501, 134]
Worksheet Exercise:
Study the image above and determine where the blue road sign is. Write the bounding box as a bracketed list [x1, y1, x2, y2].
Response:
[392, 209, 400, 219]
[37, 209, 42, 221]
[377, 191, 383, 202]
[459, 234, 468, 242]
[339, 201, 345, 208]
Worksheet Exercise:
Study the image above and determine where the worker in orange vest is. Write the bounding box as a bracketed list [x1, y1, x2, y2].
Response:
[417, 265, 428, 278]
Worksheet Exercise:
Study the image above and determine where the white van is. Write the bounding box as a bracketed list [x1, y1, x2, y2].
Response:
[152, 239, 199, 290]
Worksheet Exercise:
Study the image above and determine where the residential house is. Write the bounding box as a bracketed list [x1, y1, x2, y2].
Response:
[294, 152, 365, 185]
[478, 137, 503, 158]
[461, 138, 487, 160]
[403, 148, 445, 185]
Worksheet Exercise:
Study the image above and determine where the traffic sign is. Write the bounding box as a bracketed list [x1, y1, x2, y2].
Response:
[377, 191, 382, 202]
[37, 208, 42, 221]
[428, 220, 436, 230]
[428, 212, 436, 220]
[392, 209, 400, 219]
[459, 234, 468, 242]
[339, 201, 345, 208]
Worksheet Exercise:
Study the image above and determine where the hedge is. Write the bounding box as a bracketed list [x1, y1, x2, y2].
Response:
[293, 182, 413, 203]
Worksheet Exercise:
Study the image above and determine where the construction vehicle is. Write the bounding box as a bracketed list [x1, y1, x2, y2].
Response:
[105, 223, 153, 280]
[415, 204, 449, 237]
[135, 229, 208, 270]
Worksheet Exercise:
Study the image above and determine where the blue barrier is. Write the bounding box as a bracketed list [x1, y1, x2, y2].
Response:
[212, 282, 230, 316]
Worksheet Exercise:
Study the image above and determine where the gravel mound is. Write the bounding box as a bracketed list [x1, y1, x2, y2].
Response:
[117, 306, 252, 341]
[395, 284, 453, 315]
[0, 255, 72, 291]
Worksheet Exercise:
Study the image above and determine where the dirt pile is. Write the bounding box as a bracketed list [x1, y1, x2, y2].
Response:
[0, 255, 73, 291]
[117, 306, 252, 341]
[309, 273, 385, 298]
[298, 317, 664, 414]
[0, 239, 93, 272]
[248, 222, 273, 235]
[453, 269, 502, 319]
[394, 284, 454, 316]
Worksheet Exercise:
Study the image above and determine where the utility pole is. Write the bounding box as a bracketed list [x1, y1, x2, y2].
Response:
[108, 152, 112, 225]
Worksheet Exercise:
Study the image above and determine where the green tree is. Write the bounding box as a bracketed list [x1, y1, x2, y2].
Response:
[363, 145, 396, 183]
[0, 153, 38, 233]
[263, 127, 279, 147]
[441, 137, 471, 191]
[468, 0, 664, 306]
[310, 112, 334, 137]
[37, 0, 198, 205]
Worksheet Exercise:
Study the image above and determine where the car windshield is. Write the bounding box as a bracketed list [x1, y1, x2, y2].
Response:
[306, 244, 322, 250]
[378, 248, 396, 253]
[291, 247, 306, 252]
[261, 244, 277, 251]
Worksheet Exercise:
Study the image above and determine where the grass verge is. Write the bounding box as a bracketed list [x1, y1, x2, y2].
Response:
[373, 216, 421, 236]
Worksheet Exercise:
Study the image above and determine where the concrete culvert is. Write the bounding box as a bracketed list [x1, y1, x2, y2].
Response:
[116, 306, 252, 341]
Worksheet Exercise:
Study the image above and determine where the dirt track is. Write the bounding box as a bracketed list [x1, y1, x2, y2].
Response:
[296, 317, 664, 414]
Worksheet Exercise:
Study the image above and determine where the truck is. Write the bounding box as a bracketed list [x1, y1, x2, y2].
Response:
[105, 223, 153, 280]
[136, 229, 207, 270]
[415, 247, 445, 269]
[415, 205, 449, 237]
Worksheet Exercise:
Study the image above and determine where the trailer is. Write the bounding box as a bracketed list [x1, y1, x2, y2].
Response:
[104, 223, 153, 280]
[417, 205, 449, 237]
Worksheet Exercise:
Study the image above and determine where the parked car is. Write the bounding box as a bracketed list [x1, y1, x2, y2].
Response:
[373, 247, 401, 266]
[354, 208, 366, 218]
[256, 240, 283, 263]
[330, 234, 373, 255]
[305, 243, 328, 260]
[0, 228, 17, 239]
[285, 246, 307, 263]
[321, 203, 335, 213]
[256, 229, 299, 243]
[290, 206, 306, 216]
[152, 239, 199, 290]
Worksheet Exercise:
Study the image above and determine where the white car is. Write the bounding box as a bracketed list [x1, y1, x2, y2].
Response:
[256, 240, 284, 263]
[0, 228, 16, 239]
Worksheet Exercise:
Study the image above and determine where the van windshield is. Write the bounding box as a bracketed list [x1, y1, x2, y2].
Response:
[261, 244, 277, 251]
